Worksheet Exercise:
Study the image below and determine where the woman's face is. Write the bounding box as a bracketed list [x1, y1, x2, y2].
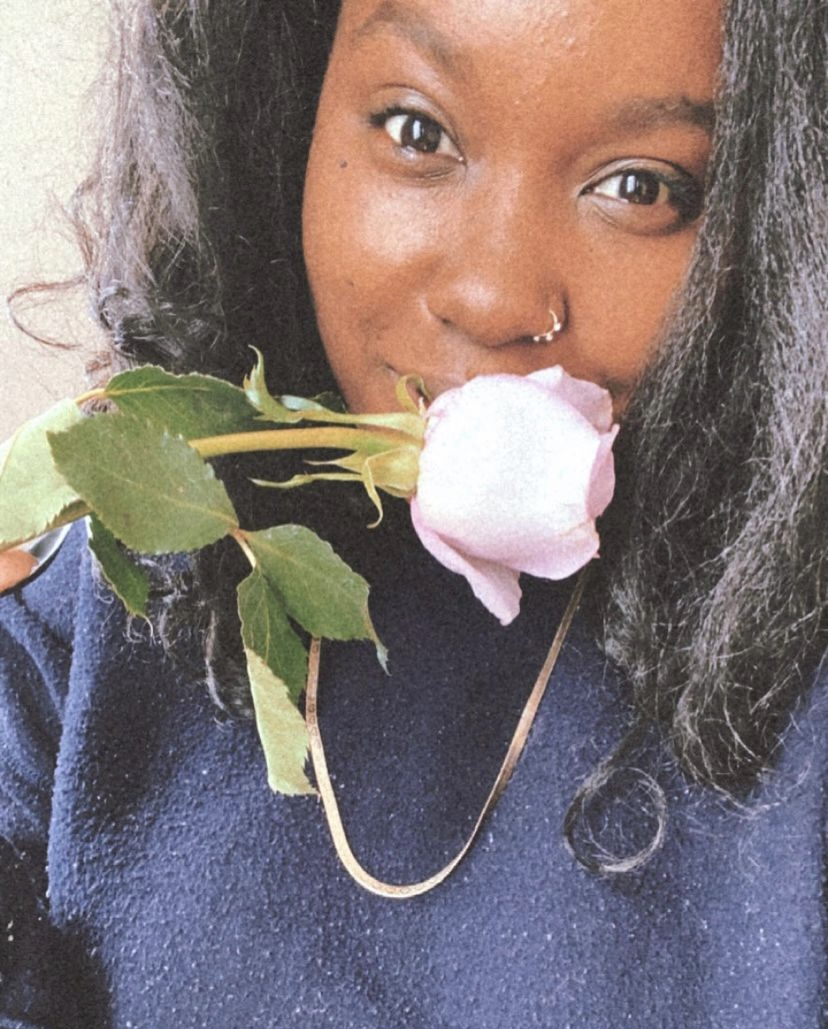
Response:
[303, 0, 721, 415]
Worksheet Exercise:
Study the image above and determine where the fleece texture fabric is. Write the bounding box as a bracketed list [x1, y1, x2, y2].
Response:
[0, 520, 826, 1029]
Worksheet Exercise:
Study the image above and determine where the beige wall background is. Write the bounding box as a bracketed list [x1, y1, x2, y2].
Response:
[0, 1, 107, 439]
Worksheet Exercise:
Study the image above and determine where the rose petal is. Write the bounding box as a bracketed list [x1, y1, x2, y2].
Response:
[586, 426, 619, 519]
[410, 497, 522, 625]
[528, 366, 614, 432]
[525, 365, 564, 390]
[416, 376, 606, 551]
[514, 520, 600, 579]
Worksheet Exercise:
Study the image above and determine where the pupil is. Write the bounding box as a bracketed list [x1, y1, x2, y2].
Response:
[619, 172, 660, 205]
[402, 116, 442, 153]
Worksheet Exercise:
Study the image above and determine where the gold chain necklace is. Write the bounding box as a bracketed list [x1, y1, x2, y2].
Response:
[305, 570, 587, 899]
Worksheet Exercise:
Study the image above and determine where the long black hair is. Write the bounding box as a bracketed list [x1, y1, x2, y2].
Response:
[76, 0, 338, 394]
[599, 0, 827, 788]
[72, 0, 827, 868]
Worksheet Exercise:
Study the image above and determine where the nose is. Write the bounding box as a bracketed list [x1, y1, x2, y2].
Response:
[425, 175, 565, 348]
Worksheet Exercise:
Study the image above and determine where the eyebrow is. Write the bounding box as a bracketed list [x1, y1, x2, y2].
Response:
[350, 0, 466, 75]
[607, 96, 716, 135]
[351, 2, 715, 135]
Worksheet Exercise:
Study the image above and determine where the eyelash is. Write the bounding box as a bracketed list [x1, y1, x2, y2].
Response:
[369, 106, 703, 225]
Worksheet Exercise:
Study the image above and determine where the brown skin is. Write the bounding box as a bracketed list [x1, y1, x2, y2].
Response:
[303, 0, 721, 416]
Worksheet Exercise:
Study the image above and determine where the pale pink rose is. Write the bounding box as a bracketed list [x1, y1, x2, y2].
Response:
[410, 367, 618, 624]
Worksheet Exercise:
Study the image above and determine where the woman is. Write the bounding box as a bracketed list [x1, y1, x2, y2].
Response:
[1, 0, 825, 1026]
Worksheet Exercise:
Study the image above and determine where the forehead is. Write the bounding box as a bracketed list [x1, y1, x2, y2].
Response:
[334, 0, 722, 102]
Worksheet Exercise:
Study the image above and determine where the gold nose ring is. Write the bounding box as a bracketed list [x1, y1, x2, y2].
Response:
[532, 308, 564, 344]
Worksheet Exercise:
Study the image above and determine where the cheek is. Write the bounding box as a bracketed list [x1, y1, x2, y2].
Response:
[303, 149, 443, 404]
[304, 155, 436, 326]
[570, 233, 698, 385]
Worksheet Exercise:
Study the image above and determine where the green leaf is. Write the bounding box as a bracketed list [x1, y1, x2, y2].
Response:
[49, 414, 238, 554]
[245, 648, 315, 795]
[238, 568, 308, 701]
[103, 365, 262, 439]
[245, 525, 387, 668]
[88, 514, 150, 618]
[0, 399, 85, 548]
[243, 349, 305, 424]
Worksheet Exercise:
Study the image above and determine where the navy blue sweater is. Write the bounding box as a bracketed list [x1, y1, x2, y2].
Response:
[1, 521, 826, 1028]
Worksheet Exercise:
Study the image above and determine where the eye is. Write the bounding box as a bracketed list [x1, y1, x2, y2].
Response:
[597, 171, 669, 205]
[585, 166, 703, 233]
[370, 107, 460, 159]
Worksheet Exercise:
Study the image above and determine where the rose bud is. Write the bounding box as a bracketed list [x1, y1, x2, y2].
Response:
[410, 367, 618, 624]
